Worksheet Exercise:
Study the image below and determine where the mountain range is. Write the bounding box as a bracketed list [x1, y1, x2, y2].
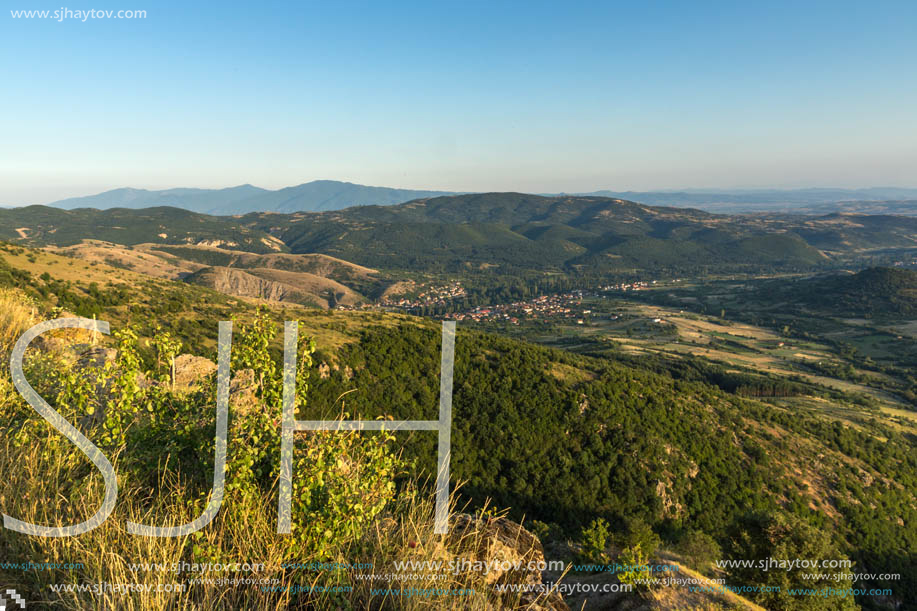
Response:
[3, 193, 917, 280]
[18, 181, 917, 215]
[46, 180, 456, 214]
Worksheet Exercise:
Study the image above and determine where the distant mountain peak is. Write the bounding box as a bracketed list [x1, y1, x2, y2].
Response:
[47, 180, 456, 215]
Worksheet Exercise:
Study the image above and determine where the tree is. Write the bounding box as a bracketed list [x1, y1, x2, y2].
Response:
[578, 518, 611, 564]
[617, 544, 652, 592]
[725, 512, 856, 610]
[618, 516, 661, 556]
[678, 530, 720, 573]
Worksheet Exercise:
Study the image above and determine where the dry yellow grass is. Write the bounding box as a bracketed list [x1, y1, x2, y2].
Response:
[0, 430, 292, 610]
[2, 246, 142, 285]
[0, 428, 537, 609]
[546, 361, 597, 384]
[0, 287, 38, 357]
[652, 564, 766, 611]
[47, 241, 202, 280]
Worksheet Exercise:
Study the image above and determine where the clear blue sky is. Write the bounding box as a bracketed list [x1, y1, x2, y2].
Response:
[1, 0, 915, 203]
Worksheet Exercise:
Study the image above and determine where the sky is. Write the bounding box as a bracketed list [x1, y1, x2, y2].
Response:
[1, 0, 916, 204]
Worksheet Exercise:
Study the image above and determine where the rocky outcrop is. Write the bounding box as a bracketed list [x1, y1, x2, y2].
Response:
[165, 356, 258, 415]
[75, 346, 118, 369]
[184, 266, 363, 308]
[185, 266, 297, 303]
[70, 345, 261, 415]
[448, 513, 569, 610]
[173, 354, 217, 389]
[229, 368, 258, 415]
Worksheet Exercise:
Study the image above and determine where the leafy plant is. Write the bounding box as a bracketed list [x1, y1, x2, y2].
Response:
[618, 517, 661, 557]
[578, 518, 610, 564]
[149, 325, 182, 387]
[617, 544, 651, 591]
[286, 426, 400, 557]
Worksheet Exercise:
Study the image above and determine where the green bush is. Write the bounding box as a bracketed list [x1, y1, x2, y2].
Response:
[617, 517, 661, 557]
[677, 530, 721, 573]
[578, 518, 611, 564]
[617, 544, 652, 591]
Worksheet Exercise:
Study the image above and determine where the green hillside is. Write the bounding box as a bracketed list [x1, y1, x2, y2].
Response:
[747, 267, 917, 318]
[5, 195, 917, 279]
[0, 205, 285, 254]
[246, 193, 917, 273]
[806, 267, 917, 316]
[310, 324, 916, 601]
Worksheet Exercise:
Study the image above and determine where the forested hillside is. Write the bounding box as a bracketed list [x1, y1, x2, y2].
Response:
[4, 194, 917, 279]
[245, 193, 917, 274]
[762, 267, 917, 317]
[304, 324, 916, 604]
[0, 206, 286, 253]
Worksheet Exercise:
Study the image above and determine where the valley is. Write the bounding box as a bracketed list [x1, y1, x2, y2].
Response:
[1, 193, 916, 609]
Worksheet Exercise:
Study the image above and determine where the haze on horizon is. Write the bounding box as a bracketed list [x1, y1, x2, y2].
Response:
[2, 0, 916, 205]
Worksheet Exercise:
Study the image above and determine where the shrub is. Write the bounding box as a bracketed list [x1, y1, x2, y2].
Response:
[617, 516, 661, 557]
[617, 544, 651, 591]
[0, 314, 469, 609]
[677, 529, 721, 573]
[725, 512, 857, 610]
[578, 517, 611, 564]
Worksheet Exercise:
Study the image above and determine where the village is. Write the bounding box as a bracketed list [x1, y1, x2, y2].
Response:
[448, 291, 593, 324]
[335, 279, 666, 324]
[378, 281, 467, 310]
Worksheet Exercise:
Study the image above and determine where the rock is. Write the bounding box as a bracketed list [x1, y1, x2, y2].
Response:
[230, 368, 258, 414]
[173, 354, 217, 389]
[76, 346, 118, 369]
[136, 371, 156, 390]
[448, 513, 569, 610]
